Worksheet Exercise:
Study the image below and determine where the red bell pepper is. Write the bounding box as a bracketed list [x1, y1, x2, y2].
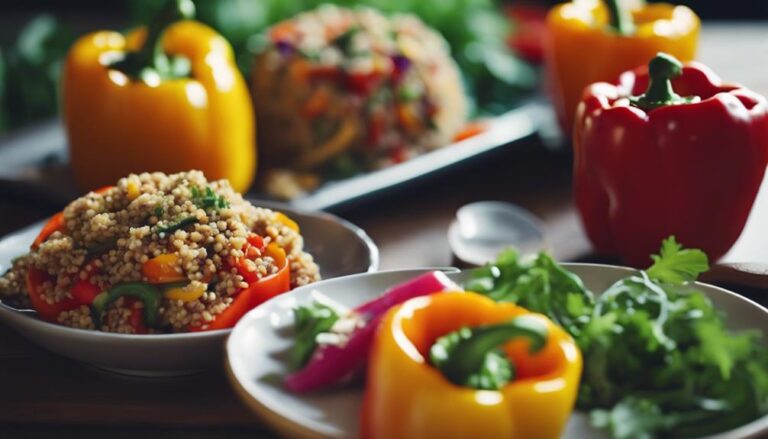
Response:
[32, 213, 65, 249]
[192, 242, 290, 331]
[574, 53, 768, 266]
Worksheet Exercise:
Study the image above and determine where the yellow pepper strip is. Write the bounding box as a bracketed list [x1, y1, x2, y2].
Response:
[544, 0, 699, 135]
[142, 253, 186, 284]
[63, 0, 255, 192]
[361, 292, 582, 439]
[274, 212, 300, 233]
[164, 283, 205, 302]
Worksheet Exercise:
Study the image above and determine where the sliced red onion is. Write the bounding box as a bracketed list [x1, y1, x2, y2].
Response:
[354, 271, 458, 317]
[284, 271, 458, 393]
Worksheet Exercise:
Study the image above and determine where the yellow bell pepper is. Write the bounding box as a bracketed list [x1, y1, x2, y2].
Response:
[63, 0, 255, 192]
[361, 292, 582, 439]
[544, 0, 699, 135]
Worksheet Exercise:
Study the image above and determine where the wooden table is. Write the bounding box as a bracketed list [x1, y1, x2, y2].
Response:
[1, 22, 767, 438]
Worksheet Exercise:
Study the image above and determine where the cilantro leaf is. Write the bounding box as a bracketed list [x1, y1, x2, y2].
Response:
[646, 236, 709, 285]
[290, 302, 341, 370]
[467, 240, 768, 439]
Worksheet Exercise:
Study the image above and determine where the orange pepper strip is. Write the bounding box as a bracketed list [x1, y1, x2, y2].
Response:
[142, 253, 186, 284]
[361, 292, 582, 439]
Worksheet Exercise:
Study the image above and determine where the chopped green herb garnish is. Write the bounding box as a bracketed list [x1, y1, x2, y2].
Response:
[291, 302, 342, 370]
[191, 185, 229, 210]
[397, 85, 421, 102]
[429, 316, 547, 390]
[154, 206, 164, 217]
[157, 216, 198, 235]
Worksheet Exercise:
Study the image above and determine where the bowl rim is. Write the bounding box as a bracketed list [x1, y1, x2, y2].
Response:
[225, 263, 768, 439]
[0, 204, 379, 342]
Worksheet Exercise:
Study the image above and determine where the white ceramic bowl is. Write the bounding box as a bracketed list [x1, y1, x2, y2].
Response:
[0, 204, 379, 376]
[226, 264, 768, 439]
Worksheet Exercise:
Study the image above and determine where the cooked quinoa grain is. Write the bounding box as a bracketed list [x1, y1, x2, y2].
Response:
[0, 171, 320, 333]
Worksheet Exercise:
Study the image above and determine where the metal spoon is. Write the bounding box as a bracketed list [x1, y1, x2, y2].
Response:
[448, 201, 768, 291]
[448, 201, 546, 266]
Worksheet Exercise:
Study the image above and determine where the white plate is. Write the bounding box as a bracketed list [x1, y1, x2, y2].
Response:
[226, 264, 768, 439]
[0, 205, 379, 376]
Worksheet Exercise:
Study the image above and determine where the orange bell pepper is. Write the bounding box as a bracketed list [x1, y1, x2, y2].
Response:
[361, 292, 582, 439]
[62, 0, 255, 192]
[544, 0, 699, 136]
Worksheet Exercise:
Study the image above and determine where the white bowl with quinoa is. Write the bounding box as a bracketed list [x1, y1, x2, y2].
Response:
[0, 171, 377, 376]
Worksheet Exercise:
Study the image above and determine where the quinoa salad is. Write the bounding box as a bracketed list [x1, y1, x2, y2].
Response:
[0, 171, 320, 334]
[252, 5, 468, 199]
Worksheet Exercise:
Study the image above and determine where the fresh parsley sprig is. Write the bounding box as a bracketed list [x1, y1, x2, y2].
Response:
[468, 237, 768, 439]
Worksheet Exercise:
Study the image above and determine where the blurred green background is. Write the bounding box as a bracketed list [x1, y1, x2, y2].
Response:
[0, 0, 764, 135]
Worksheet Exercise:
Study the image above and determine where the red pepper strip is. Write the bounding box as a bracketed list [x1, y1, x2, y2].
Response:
[26, 268, 80, 322]
[505, 4, 547, 64]
[31, 186, 114, 250]
[284, 271, 459, 393]
[124, 297, 149, 334]
[453, 121, 487, 143]
[32, 213, 65, 250]
[70, 278, 101, 305]
[248, 244, 290, 309]
[574, 55, 768, 266]
[191, 243, 290, 331]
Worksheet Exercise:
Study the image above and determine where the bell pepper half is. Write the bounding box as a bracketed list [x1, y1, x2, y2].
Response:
[361, 292, 582, 439]
[545, 0, 699, 136]
[574, 53, 768, 266]
[62, 0, 255, 192]
[191, 242, 290, 331]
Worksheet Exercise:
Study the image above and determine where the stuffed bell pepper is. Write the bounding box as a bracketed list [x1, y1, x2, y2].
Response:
[545, 0, 699, 135]
[362, 292, 582, 439]
[63, 0, 256, 192]
[574, 53, 768, 266]
[0, 171, 320, 333]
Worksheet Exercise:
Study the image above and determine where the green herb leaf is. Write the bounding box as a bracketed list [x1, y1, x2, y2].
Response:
[468, 239, 768, 438]
[646, 236, 709, 285]
[190, 185, 230, 211]
[156, 216, 199, 235]
[429, 315, 547, 390]
[291, 302, 341, 369]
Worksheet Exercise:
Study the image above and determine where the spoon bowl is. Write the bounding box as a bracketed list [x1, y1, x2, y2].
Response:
[448, 201, 546, 266]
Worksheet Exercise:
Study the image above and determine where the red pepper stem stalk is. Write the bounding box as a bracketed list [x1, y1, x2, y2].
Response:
[630, 52, 698, 111]
[435, 315, 548, 385]
[111, 0, 195, 80]
[604, 0, 635, 36]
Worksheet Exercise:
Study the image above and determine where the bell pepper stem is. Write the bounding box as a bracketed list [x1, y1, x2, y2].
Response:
[630, 52, 698, 111]
[111, 0, 195, 80]
[431, 315, 548, 388]
[604, 0, 634, 35]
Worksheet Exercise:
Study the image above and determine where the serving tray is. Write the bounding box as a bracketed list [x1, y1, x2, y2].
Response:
[0, 101, 546, 212]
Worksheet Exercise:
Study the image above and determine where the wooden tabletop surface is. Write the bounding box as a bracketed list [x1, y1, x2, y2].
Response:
[1, 22, 767, 438]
